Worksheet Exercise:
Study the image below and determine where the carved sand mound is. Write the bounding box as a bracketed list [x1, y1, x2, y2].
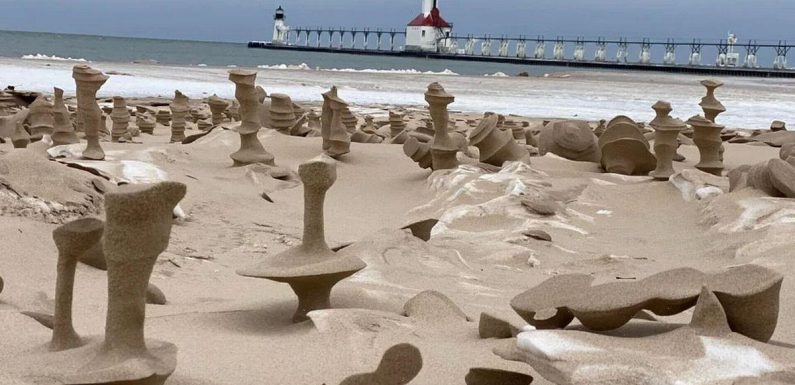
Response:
[597, 117, 655, 175]
[538, 120, 600, 162]
[498, 287, 795, 385]
[0, 149, 104, 223]
[510, 264, 782, 342]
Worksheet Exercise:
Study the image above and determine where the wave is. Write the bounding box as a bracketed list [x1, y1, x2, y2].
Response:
[21, 53, 88, 62]
[256, 62, 459, 75]
[485, 71, 509, 77]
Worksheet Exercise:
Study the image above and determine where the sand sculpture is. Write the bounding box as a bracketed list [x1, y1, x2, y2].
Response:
[135, 106, 156, 134]
[169, 90, 189, 143]
[155, 109, 171, 126]
[729, 158, 795, 198]
[15, 182, 184, 384]
[597, 116, 655, 175]
[469, 114, 530, 166]
[509, 264, 782, 342]
[593, 119, 607, 136]
[339, 344, 423, 385]
[503, 119, 524, 140]
[403, 136, 433, 170]
[228, 70, 275, 166]
[538, 120, 601, 162]
[426, 82, 460, 170]
[0, 108, 29, 140]
[417, 118, 435, 137]
[320, 86, 351, 159]
[351, 116, 383, 144]
[50, 87, 79, 146]
[207, 94, 229, 127]
[360, 115, 378, 135]
[771, 120, 787, 132]
[389, 111, 408, 142]
[109, 96, 130, 142]
[237, 156, 366, 322]
[341, 107, 358, 133]
[72, 64, 108, 160]
[305, 109, 321, 136]
[11, 120, 30, 149]
[699, 79, 726, 122]
[50, 218, 104, 352]
[465, 368, 533, 385]
[688, 115, 725, 176]
[227, 100, 241, 121]
[498, 287, 795, 385]
[270, 93, 297, 134]
[27, 95, 54, 137]
[649, 101, 687, 180]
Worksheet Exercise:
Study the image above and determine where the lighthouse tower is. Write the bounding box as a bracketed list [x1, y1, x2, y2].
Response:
[405, 0, 453, 52]
[272, 6, 289, 45]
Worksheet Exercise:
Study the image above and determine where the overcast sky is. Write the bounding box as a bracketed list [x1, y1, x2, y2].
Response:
[1, 0, 793, 43]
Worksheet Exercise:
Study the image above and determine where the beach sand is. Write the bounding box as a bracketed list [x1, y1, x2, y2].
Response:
[0, 62, 794, 384]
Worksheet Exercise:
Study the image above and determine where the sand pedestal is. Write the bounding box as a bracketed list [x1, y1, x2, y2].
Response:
[699, 79, 726, 123]
[11, 120, 30, 149]
[73, 64, 108, 160]
[207, 95, 229, 127]
[269, 93, 297, 134]
[135, 106, 156, 135]
[51, 87, 80, 146]
[155, 109, 171, 126]
[598, 117, 656, 175]
[228, 70, 275, 166]
[110, 96, 130, 142]
[649, 101, 686, 180]
[169, 91, 189, 143]
[426, 82, 459, 170]
[15, 183, 184, 385]
[50, 218, 104, 352]
[389, 110, 408, 141]
[689, 115, 725, 176]
[237, 157, 366, 322]
[321, 86, 351, 158]
[28, 95, 54, 137]
[469, 114, 529, 166]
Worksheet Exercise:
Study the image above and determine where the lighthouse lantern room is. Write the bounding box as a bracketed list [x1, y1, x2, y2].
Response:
[405, 0, 454, 52]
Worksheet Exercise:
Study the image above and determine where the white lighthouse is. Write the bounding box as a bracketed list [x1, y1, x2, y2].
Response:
[405, 0, 453, 52]
[272, 6, 289, 45]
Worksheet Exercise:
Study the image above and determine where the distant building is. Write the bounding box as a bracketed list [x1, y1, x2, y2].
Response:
[272, 6, 289, 44]
[405, 0, 454, 52]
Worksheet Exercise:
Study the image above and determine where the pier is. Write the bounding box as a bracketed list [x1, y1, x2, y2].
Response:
[249, 4, 795, 78]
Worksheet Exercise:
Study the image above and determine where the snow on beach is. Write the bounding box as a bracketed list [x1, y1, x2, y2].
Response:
[21, 53, 88, 62]
[1, 57, 794, 129]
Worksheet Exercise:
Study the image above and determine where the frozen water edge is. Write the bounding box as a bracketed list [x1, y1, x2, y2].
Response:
[1, 57, 793, 129]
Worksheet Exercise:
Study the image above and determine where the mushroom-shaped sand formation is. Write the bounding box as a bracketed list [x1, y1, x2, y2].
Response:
[237, 156, 366, 322]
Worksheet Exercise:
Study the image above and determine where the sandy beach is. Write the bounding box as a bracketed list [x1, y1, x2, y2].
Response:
[1, 58, 795, 385]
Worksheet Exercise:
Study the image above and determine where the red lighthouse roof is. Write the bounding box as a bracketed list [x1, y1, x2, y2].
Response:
[407, 7, 451, 28]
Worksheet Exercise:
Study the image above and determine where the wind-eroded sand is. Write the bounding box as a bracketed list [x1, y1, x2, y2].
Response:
[0, 110, 794, 384]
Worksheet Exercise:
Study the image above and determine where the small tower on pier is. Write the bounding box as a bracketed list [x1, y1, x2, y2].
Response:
[405, 0, 454, 52]
[272, 6, 289, 45]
